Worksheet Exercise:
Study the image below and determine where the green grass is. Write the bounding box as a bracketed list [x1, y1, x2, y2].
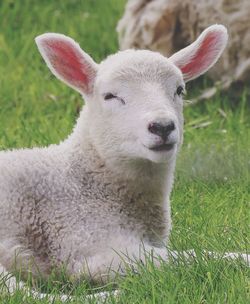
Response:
[0, 0, 249, 303]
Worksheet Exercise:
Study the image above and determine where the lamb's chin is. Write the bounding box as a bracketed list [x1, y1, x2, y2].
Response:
[143, 146, 177, 164]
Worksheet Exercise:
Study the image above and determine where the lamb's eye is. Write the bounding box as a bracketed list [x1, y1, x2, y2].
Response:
[104, 93, 116, 100]
[103, 93, 125, 105]
[176, 86, 184, 96]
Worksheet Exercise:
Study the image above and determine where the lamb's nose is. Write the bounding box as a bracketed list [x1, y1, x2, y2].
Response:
[148, 121, 175, 140]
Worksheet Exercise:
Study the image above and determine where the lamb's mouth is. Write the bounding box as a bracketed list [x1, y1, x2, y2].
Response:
[148, 143, 175, 152]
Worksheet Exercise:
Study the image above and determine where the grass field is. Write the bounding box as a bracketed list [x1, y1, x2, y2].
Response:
[0, 0, 249, 303]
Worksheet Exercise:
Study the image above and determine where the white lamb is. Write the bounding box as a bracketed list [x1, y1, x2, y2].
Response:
[0, 25, 244, 292]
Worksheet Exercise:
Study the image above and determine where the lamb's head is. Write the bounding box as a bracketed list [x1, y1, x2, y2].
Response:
[35, 25, 227, 165]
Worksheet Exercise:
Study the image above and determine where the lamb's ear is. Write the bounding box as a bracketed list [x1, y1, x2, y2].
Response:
[35, 33, 98, 95]
[169, 25, 228, 82]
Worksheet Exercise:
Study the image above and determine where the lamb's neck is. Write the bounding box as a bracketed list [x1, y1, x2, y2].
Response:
[107, 156, 176, 196]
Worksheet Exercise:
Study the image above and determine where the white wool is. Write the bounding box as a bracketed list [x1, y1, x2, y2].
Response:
[118, 0, 250, 86]
[0, 25, 227, 283]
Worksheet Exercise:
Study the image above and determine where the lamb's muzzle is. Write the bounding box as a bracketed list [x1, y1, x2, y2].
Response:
[148, 121, 175, 140]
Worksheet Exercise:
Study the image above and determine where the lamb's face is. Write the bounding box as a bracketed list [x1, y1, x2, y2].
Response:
[89, 50, 184, 163]
[35, 25, 228, 165]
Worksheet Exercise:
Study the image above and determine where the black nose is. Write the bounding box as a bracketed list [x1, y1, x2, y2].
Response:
[148, 121, 175, 140]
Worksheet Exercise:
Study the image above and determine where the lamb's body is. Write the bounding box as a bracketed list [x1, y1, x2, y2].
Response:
[0, 25, 228, 284]
[0, 109, 173, 280]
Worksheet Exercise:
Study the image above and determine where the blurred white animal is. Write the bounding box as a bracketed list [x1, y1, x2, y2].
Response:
[118, 0, 250, 88]
[0, 25, 235, 296]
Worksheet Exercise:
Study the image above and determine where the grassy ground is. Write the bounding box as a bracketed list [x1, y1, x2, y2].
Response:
[0, 0, 249, 303]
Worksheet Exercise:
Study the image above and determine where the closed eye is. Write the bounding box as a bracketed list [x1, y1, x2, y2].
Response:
[104, 93, 116, 100]
[103, 93, 125, 104]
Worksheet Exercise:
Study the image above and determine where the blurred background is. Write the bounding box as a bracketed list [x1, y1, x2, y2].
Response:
[0, 0, 249, 260]
[118, 0, 250, 87]
[0, 0, 126, 149]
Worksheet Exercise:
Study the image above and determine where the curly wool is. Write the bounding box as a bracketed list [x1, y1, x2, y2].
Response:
[118, 0, 250, 85]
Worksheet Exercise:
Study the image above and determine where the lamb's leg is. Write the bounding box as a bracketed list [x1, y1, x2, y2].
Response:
[0, 264, 25, 293]
[0, 262, 118, 303]
[177, 250, 250, 266]
[150, 247, 250, 266]
[29, 289, 119, 303]
[118, 243, 249, 267]
[2, 247, 248, 303]
[0, 264, 118, 303]
[84, 241, 250, 279]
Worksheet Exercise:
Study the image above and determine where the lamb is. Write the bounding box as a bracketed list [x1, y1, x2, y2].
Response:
[117, 0, 250, 93]
[0, 24, 232, 290]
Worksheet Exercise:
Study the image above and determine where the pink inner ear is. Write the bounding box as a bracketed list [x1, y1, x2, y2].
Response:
[44, 39, 89, 91]
[180, 32, 219, 78]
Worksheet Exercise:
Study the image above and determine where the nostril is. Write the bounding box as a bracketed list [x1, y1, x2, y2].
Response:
[148, 121, 175, 139]
[148, 122, 162, 136]
[165, 121, 175, 133]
